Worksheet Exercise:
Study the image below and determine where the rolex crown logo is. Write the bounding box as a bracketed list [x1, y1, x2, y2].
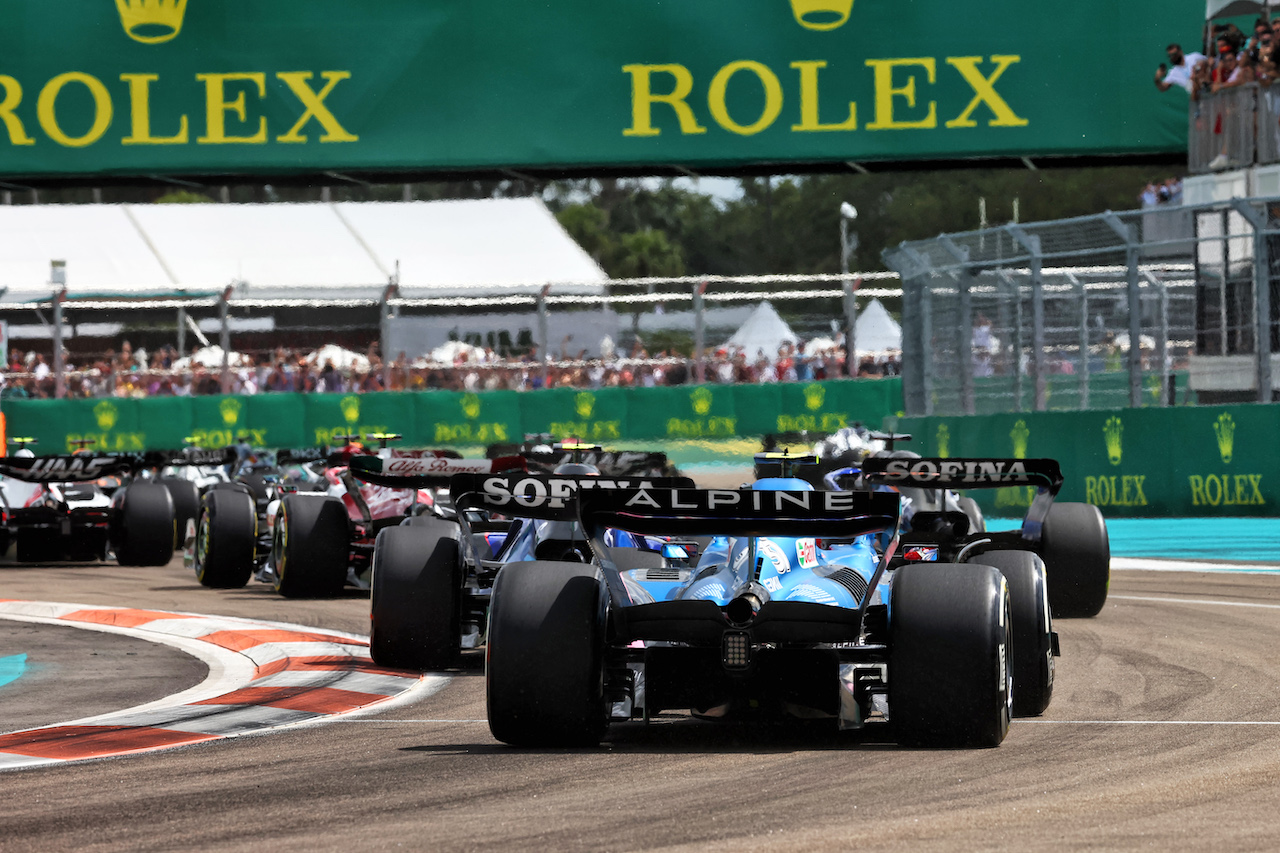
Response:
[219, 397, 242, 426]
[789, 0, 854, 31]
[115, 0, 189, 45]
[936, 424, 951, 459]
[1103, 416, 1124, 466]
[461, 393, 482, 420]
[803, 383, 825, 411]
[1213, 413, 1236, 464]
[1010, 419, 1029, 460]
[94, 400, 119, 431]
[340, 395, 360, 425]
[691, 387, 714, 416]
[575, 392, 595, 419]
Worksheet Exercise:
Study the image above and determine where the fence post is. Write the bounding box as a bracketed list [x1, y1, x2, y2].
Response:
[1102, 212, 1143, 408]
[219, 285, 232, 394]
[693, 280, 706, 384]
[1230, 199, 1273, 402]
[1006, 226, 1045, 410]
[177, 306, 187, 357]
[538, 284, 551, 389]
[882, 246, 931, 416]
[1068, 272, 1089, 410]
[380, 278, 398, 391]
[51, 287, 66, 400]
[940, 237, 974, 415]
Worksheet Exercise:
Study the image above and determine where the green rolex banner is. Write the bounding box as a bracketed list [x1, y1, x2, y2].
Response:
[0, 0, 1201, 179]
[896, 404, 1280, 518]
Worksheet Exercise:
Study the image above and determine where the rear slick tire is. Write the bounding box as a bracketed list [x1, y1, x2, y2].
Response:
[369, 518, 461, 670]
[194, 489, 256, 589]
[1040, 502, 1110, 618]
[273, 494, 350, 598]
[968, 550, 1054, 717]
[487, 561, 609, 747]
[889, 562, 1013, 748]
[115, 482, 176, 567]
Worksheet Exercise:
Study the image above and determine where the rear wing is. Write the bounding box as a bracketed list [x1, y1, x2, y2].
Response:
[860, 457, 1062, 495]
[450, 472, 696, 521]
[861, 456, 1062, 539]
[577, 487, 901, 540]
[348, 455, 527, 490]
[277, 447, 329, 465]
[152, 448, 239, 468]
[0, 454, 141, 483]
[489, 444, 675, 478]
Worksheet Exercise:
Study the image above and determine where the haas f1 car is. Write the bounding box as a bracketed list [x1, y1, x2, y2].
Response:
[0, 446, 235, 565]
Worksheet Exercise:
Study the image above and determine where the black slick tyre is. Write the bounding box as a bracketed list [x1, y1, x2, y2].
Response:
[159, 477, 200, 551]
[273, 494, 350, 598]
[194, 489, 257, 588]
[115, 482, 176, 567]
[487, 560, 609, 747]
[968, 550, 1053, 716]
[1039, 502, 1110, 618]
[369, 518, 461, 670]
[889, 562, 1013, 748]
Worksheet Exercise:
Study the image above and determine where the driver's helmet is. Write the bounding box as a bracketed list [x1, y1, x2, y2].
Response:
[13, 448, 34, 459]
[552, 461, 600, 476]
[331, 441, 374, 466]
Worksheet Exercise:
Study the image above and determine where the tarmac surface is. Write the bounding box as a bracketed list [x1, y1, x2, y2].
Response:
[3, 559, 1280, 851]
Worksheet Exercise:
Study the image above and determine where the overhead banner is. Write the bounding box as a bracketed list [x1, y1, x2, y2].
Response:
[0, 0, 1200, 179]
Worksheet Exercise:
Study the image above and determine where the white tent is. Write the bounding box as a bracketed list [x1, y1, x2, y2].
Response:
[171, 346, 251, 370]
[1207, 0, 1280, 19]
[425, 340, 486, 364]
[0, 198, 608, 302]
[722, 301, 799, 360]
[304, 344, 371, 372]
[853, 299, 902, 354]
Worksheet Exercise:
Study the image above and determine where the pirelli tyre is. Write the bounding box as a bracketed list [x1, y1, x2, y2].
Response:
[1040, 502, 1110, 619]
[273, 494, 350, 598]
[889, 562, 1013, 748]
[369, 518, 461, 670]
[487, 561, 609, 747]
[967, 550, 1054, 717]
[159, 477, 200, 552]
[194, 488, 257, 589]
[115, 482, 177, 567]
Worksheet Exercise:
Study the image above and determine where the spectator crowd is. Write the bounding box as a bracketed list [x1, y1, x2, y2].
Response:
[0, 337, 901, 400]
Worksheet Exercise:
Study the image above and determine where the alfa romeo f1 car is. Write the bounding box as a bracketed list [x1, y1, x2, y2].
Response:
[467, 467, 1054, 749]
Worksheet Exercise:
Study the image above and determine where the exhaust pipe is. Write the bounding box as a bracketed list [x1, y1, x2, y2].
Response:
[725, 581, 771, 627]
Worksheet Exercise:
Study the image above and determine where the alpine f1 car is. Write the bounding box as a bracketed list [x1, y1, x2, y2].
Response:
[469, 463, 1052, 749]
[0, 444, 235, 566]
[363, 462, 695, 671]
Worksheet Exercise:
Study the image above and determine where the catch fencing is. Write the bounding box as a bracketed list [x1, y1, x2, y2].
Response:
[883, 197, 1280, 417]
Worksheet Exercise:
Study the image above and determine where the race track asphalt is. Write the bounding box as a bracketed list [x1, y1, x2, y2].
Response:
[3, 559, 1280, 851]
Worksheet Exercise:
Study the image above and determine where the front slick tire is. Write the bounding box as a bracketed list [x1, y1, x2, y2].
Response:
[968, 550, 1054, 717]
[1040, 502, 1110, 619]
[273, 495, 350, 598]
[194, 488, 256, 589]
[115, 482, 176, 567]
[487, 561, 608, 747]
[369, 519, 461, 670]
[890, 562, 1012, 748]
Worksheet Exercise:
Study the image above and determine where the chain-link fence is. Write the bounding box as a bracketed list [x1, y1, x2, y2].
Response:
[884, 197, 1280, 417]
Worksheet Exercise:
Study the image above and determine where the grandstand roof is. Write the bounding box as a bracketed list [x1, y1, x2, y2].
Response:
[0, 198, 607, 302]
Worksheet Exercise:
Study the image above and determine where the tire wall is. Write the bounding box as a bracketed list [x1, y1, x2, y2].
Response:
[893, 402, 1280, 518]
[1, 379, 901, 453]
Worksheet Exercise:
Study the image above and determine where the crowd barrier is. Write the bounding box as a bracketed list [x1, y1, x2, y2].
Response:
[893, 402, 1279, 518]
[3, 379, 903, 454]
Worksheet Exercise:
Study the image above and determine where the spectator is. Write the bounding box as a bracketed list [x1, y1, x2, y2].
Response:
[1155, 43, 1206, 94]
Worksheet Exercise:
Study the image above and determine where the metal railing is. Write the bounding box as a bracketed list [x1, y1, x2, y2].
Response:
[1189, 83, 1280, 173]
[884, 197, 1280, 416]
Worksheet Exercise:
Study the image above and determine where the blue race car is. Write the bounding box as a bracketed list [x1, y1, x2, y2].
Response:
[468, 456, 1058, 750]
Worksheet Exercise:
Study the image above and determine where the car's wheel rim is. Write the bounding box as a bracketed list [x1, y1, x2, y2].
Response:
[195, 512, 210, 581]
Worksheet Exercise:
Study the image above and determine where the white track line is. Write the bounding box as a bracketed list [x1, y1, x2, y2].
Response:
[1113, 557, 1280, 573]
[1110, 594, 1280, 611]
[1023, 720, 1280, 726]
